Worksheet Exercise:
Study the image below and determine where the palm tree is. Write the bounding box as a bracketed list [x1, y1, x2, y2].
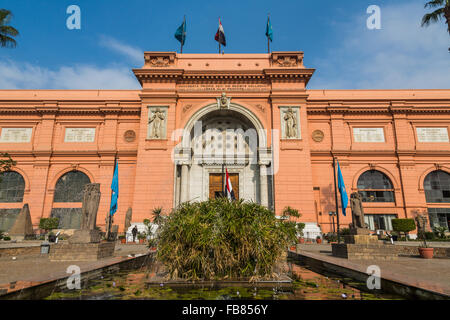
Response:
[421, 0, 450, 35]
[0, 9, 19, 48]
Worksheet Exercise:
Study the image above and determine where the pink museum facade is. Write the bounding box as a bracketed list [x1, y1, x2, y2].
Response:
[1, 51, 450, 235]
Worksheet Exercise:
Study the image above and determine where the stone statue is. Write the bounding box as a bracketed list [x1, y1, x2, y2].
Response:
[148, 108, 165, 139]
[217, 92, 231, 109]
[80, 183, 101, 230]
[350, 192, 367, 229]
[69, 183, 102, 243]
[284, 108, 297, 138]
[124, 207, 132, 231]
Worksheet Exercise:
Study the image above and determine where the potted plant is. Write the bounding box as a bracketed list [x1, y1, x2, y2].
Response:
[415, 215, 434, 259]
[118, 235, 126, 244]
[3, 236, 11, 241]
[137, 232, 146, 244]
[316, 235, 322, 244]
[296, 222, 305, 244]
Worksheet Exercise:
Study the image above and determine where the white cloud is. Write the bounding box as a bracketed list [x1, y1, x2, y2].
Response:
[99, 35, 143, 65]
[0, 60, 140, 89]
[309, 2, 450, 89]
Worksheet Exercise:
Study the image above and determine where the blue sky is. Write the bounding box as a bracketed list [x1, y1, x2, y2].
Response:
[0, 0, 449, 89]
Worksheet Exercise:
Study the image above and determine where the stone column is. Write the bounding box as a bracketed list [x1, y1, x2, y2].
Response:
[259, 163, 269, 207]
[180, 163, 190, 203]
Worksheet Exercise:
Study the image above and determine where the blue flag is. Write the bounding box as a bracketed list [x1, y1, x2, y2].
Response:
[265, 16, 273, 42]
[174, 17, 186, 46]
[337, 160, 348, 216]
[110, 159, 119, 216]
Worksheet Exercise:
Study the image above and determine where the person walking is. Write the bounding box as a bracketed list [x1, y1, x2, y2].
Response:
[132, 225, 138, 243]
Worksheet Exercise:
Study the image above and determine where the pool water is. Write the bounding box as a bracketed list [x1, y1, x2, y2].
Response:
[45, 259, 404, 300]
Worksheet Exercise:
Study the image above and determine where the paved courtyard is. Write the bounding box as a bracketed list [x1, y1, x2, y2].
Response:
[0, 242, 150, 290]
[295, 243, 450, 296]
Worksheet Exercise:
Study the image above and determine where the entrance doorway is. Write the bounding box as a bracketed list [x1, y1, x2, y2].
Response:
[209, 173, 239, 200]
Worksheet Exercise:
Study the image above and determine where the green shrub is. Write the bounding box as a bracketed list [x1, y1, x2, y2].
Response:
[392, 219, 416, 239]
[156, 198, 297, 281]
[39, 217, 59, 232]
[3, 236, 11, 241]
[424, 231, 436, 240]
[340, 228, 351, 235]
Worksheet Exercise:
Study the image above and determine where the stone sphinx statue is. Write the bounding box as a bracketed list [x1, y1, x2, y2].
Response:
[350, 192, 368, 230]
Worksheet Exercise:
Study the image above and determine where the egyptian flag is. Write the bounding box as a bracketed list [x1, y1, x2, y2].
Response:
[214, 18, 226, 46]
[224, 168, 235, 200]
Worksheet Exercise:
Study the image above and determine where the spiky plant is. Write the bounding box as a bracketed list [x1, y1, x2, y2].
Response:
[421, 0, 450, 35]
[0, 9, 19, 48]
[155, 198, 298, 281]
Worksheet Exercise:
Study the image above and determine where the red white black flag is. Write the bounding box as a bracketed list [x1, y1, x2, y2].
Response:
[225, 168, 235, 200]
[215, 18, 226, 46]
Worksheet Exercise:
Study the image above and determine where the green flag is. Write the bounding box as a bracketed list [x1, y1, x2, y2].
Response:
[175, 17, 186, 46]
[265, 16, 273, 42]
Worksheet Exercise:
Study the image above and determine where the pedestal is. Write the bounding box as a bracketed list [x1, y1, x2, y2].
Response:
[69, 229, 102, 244]
[49, 242, 115, 261]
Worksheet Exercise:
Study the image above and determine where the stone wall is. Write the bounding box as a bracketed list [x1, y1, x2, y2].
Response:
[49, 242, 115, 261]
[0, 245, 41, 259]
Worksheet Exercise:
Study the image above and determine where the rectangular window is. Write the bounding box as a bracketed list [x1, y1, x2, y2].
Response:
[0, 209, 21, 231]
[51, 208, 82, 229]
[364, 214, 397, 231]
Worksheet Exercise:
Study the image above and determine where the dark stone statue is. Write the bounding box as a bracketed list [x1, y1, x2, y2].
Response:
[350, 192, 367, 229]
[69, 183, 102, 243]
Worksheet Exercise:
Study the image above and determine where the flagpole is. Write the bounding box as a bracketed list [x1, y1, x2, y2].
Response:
[181, 15, 185, 54]
[333, 156, 341, 243]
[222, 163, 225, 197]
[107, 155, 117, 241]
[267, 13, 270, 54]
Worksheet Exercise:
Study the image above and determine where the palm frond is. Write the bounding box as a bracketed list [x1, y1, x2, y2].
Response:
[0, 35, 17, 48]
[421, 8, 445, 26]
[424, 0, 445, 9]
[0, 9, 13, 25]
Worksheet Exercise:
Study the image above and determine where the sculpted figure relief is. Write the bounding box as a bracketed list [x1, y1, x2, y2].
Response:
[148, 108, 166, 139]
[350, 192, 367, 229]
[284, 108, 298, 138]
[217, 92, 231, 109]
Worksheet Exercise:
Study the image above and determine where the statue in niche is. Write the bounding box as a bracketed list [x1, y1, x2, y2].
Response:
[217, 92, 231, 109]
[284, 107, 298, 138]
[148, 108, 165, 139]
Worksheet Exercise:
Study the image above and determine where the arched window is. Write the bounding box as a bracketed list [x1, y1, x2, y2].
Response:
[424, 170, 450, 203]
[51, 170, 90, 229]
[357, 170, 395, 202]
[0, 171, 25, 203]
[53, 171, 90, 203]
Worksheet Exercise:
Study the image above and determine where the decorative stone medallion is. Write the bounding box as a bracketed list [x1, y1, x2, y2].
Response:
[124, 130, 136, 142]
[312, 130, 324, 142]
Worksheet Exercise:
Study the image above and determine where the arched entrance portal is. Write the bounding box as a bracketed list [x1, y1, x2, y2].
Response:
[174, 103, 272, 208]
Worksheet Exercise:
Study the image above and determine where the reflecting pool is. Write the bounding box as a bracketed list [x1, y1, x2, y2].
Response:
[45, 259, 404, 300]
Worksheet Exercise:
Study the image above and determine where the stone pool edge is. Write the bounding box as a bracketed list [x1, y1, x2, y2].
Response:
[0, 253, 155, 300]
[288, 250, 449, 300]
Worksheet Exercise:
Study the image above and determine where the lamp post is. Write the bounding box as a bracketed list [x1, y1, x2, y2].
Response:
[329, 211, 336, 234]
